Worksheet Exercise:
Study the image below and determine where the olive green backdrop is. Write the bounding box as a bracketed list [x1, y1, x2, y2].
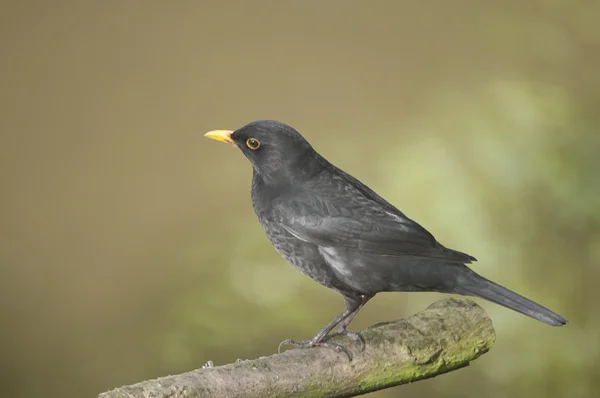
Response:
[1, 1, 598, 397]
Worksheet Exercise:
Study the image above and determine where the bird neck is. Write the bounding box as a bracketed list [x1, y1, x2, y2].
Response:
[252, 153, 328, 189]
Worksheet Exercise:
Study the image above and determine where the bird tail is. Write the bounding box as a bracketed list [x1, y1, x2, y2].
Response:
[456, 270, 567, 327]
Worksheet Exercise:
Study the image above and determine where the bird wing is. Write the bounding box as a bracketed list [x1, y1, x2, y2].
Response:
[274, 172, 475, 264]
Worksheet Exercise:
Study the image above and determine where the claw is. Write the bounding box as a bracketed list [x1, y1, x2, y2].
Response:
[277, 338, 353, 360]
[327, 328, 366, 352]
[343, 330, 366, 351]
[278, 339, 293, 354]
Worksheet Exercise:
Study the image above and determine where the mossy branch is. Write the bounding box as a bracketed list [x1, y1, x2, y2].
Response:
[98, 298, 495, 398]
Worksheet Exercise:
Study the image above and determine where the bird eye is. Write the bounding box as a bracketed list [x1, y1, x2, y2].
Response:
[246, 138, 261, 150]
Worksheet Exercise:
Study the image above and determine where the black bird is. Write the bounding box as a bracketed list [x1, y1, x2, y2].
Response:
[205, 120, 567, 358]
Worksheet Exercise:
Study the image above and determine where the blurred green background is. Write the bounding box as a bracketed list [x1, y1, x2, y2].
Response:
[1, 1, 598, 397]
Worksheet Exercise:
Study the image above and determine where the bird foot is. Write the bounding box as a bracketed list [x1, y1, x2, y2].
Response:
[326, 328, 366, 352]
[278, 338, 353, 360]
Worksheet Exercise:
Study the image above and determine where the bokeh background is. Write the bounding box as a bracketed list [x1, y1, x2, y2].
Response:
[1, 1, 599, 397]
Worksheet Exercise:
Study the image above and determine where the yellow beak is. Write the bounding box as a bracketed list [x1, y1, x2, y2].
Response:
[204, 130, 234, 144]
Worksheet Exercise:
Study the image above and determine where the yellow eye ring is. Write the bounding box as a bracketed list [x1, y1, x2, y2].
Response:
[246, 138, 261, 150]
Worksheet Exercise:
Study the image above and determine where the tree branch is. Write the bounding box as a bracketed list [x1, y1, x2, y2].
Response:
[99, 298, 495, 398]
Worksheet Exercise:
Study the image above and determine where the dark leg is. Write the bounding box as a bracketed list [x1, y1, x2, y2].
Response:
[278, 294, 363, 360]
[327, 294, 374, 351]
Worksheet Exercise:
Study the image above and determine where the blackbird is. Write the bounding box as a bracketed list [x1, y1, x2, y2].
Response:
[205, 120, 567, 358]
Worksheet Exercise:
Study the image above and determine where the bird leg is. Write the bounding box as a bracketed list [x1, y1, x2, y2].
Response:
[278, 295, 363, 360]
[326, 294, 374, 351]
[334, 294, 373, 332]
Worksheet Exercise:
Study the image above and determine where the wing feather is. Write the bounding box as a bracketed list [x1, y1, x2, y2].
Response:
[274, 170, 475, 264]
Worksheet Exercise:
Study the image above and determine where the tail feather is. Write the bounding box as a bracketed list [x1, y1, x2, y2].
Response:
[457, 271, 567, 326]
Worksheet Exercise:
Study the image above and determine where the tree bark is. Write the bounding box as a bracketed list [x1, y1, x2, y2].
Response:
[99, 297, 495, 398]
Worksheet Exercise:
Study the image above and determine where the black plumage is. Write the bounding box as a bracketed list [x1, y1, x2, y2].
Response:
[205, 120, 567, 358]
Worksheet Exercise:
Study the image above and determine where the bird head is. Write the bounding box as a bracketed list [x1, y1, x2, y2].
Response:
[204, 120, 326, 185]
